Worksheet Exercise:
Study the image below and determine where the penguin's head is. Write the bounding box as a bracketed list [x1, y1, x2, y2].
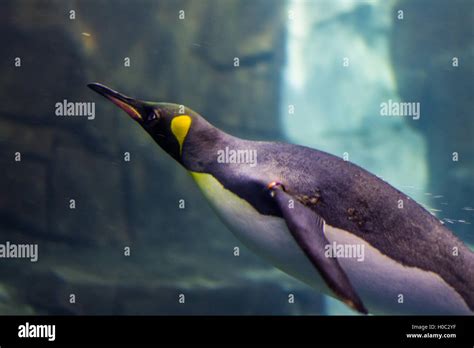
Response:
[88, 83, 215, 164]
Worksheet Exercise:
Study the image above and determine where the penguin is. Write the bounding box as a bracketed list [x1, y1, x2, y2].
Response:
[88, 83, 474, 315]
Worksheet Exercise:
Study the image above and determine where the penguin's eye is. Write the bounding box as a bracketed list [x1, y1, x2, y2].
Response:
[147, 110, 160, 122]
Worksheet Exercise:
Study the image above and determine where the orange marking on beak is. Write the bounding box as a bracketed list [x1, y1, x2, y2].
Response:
[109, 97, 142, 121]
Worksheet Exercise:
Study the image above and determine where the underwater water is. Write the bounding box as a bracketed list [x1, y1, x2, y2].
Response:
[0, 0, 472, 315]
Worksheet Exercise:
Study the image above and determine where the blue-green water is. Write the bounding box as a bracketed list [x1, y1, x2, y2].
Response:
[0, 0, 472, 315]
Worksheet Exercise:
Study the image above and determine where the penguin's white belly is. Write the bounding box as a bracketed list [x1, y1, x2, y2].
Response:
[191, 172, 471, 315]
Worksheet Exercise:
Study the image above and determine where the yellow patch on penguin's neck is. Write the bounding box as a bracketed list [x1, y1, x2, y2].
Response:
[171, 115, 192, 154]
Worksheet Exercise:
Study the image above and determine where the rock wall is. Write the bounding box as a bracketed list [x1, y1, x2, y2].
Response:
[391, 0, 474, 244]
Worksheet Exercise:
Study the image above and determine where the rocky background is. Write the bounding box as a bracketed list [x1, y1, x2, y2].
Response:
[391, 0, 474, 244]
[0, 0, 325, 314]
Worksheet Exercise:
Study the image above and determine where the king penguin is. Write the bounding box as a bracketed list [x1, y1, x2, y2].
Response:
[89, 83, 474, 315]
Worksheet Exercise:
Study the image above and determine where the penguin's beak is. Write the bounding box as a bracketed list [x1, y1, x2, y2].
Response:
[88, 83, 143, 122]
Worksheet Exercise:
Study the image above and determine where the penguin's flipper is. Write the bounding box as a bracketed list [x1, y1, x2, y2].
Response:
[269, 184, 368, 314]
